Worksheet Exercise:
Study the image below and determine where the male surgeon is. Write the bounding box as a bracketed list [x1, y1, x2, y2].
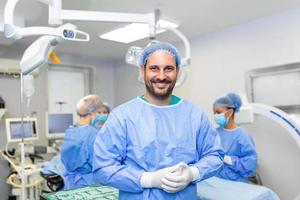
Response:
[93, 42, 224, 199]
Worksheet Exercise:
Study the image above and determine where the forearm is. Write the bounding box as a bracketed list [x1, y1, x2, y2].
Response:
[191, 152, 223, 182]
[227, 155, 257, 176]
[93, 163, 144, 192]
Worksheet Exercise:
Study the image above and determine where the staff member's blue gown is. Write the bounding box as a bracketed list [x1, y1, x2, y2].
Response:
[61, 125, 98, 190]
[93, 96, 224, 200]
[216, 127, 257, 182]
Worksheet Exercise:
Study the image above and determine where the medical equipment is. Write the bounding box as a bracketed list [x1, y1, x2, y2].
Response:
[21, 36, 60, 75]
[0, 96, 5, 108]
[49, 51, 61, 64]
[246, 64, 300, 108]
[23, 74, 35, 113]
[1, 149, 44, 200]
[0, 96, 7, 120]
[0, 108, 6, 120]
[46, 113, 73, 139]
[4, 0, 157, 40]
[6, 118, 38, 143]
[4, 0, 90, 41]
[243, 65, 300, 199]
[3, 117, 58, 200]
[5, 0, 188, 85]
[2, 117, 43, 200]
[236, 102, 300, 200]
[4, 0, 160, 82]
[41, 185, 118, 200]
[23, 75, 35, 99]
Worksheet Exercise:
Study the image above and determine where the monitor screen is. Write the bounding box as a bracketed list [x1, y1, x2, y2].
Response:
[46, 113, 73, 138]
[6, 118, 38, 142]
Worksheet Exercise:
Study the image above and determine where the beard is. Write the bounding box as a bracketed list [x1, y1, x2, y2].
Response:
[144, 76, 177, 100]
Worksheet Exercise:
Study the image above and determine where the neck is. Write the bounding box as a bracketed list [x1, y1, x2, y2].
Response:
[78, 117, 91, 126]
[144, 91, 172, 106]
[224, 118, 237, 129]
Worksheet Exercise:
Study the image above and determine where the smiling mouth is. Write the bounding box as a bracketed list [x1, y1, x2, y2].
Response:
[153, 82, 169, 89]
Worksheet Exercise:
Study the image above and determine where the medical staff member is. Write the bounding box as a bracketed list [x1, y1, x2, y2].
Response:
[94, 103, 110, 128]
[213, 93, 257, 182]
[61, 94, 104, 190]
[93, 42, 224, 200]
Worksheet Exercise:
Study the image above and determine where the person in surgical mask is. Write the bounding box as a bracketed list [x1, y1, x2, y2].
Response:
[61, 94, 103, 190]
[91, 103, 110, 128]
[213, 93, 257, 183]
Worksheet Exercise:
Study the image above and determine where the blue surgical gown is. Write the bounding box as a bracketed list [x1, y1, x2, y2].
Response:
[61, 125, 98, 190]
[216, 127, 257, 182]
[93, 97, 224, 200]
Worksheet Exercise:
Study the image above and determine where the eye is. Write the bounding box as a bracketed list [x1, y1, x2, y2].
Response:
[165, 66, 175, 72]
[149, 65, 159, 71]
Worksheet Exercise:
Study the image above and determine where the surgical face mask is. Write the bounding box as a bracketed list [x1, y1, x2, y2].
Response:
[91, 114, 108, 127]
[214, 112, 229, 128]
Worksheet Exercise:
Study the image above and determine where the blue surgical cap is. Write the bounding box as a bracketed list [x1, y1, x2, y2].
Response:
[213, 93, 242, 112]
[139, 42, 181, 67]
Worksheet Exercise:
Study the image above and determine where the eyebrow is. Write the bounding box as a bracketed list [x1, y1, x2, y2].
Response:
[147, 65, 176, 68]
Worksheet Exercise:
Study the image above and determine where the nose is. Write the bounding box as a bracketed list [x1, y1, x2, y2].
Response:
[157, 68, 166, 80]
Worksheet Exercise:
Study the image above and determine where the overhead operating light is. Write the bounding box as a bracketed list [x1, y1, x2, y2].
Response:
[99, 20, 178, 44]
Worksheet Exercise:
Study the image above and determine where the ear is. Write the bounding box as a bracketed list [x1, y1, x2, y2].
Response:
[227, 109, 234, 119]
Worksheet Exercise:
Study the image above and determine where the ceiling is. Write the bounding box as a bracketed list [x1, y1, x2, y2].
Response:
[1, 0, 300, 60]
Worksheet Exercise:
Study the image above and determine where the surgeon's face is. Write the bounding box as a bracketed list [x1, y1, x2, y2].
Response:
[98, 107, 109, 115]
[141, 51, 179, 100]
[213, 106, 233, 119]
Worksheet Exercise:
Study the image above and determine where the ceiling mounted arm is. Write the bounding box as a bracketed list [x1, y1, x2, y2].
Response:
[4, 0, 158, 41]
[4, 0, 89, 41]
[48, 0, 160, 39]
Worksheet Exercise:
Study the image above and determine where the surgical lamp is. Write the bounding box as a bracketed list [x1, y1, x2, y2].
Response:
[4, 0, 157, 41]
[4, 0, 90, 41]
[20, 35, 60, 75]
[125, 27, 191, 87]
[19, 23, 87, 75]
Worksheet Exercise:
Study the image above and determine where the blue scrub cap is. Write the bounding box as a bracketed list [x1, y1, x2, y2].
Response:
[76, 94, 103, 117]
[139, 42, 181, 67]
[213, 93, 242, 112]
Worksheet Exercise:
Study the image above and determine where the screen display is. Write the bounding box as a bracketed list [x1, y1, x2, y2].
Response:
[48, 114, 73, 134]
[10, 121, 37, 139]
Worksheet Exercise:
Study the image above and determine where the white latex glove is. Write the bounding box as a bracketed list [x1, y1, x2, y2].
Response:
[224, 155, 233, 165]
[161, 162, 199, 193]
[140, 164, 181, 189]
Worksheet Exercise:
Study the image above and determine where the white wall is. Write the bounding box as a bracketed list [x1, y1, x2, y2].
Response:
[114, 7, 300, 118]
[114, 63, 144, 105]
[57, 54, 115, 107]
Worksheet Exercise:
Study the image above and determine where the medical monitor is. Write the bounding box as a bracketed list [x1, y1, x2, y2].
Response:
[6, 118, 38, 142]
[46, 113, 73, 139]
